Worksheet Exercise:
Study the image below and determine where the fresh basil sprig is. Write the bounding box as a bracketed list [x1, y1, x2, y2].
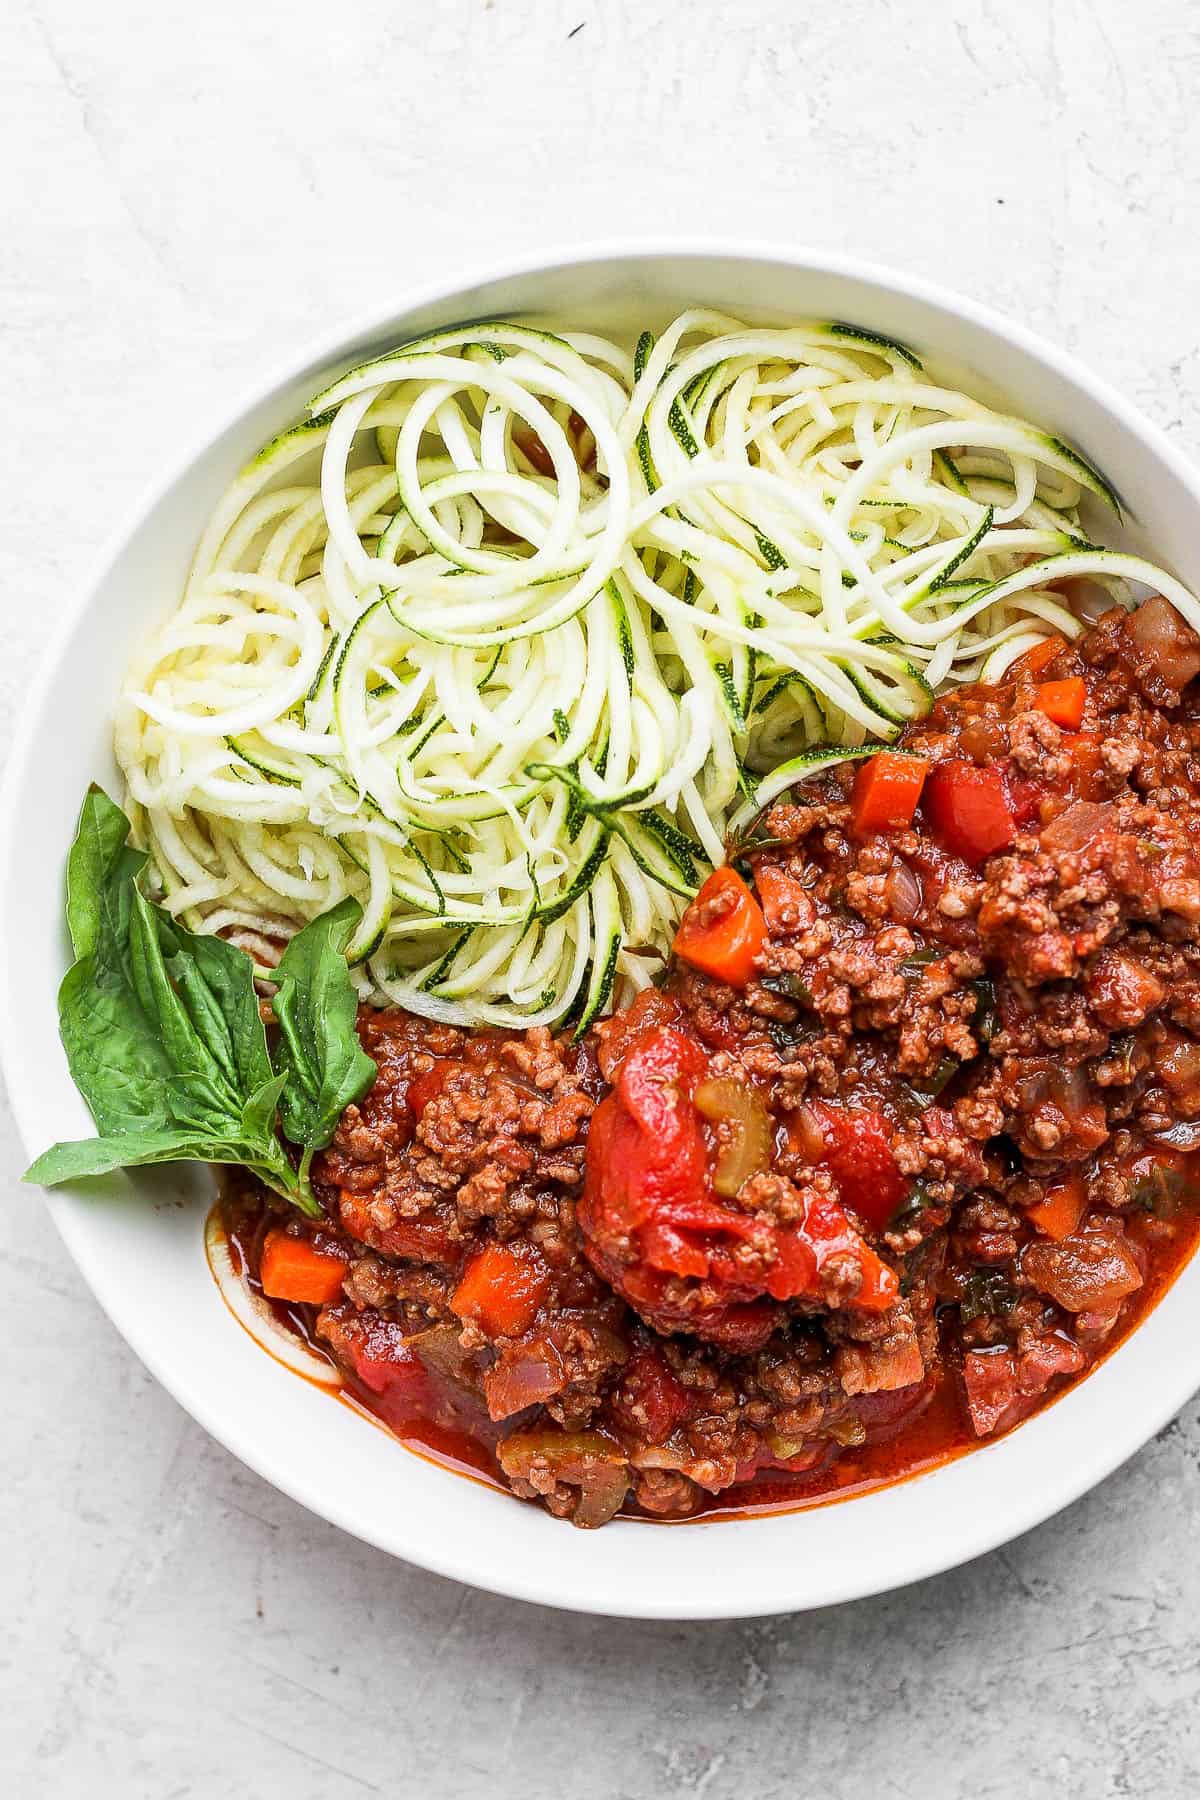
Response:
[271, 902, 378, 1196]
[23, 788, 377, 1215]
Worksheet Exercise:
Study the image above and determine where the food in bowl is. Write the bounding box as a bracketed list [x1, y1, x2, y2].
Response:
[26, 309, 1200, 1528]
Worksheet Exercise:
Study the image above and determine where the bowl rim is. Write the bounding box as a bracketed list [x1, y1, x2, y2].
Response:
[6, 236, 1200, 1618]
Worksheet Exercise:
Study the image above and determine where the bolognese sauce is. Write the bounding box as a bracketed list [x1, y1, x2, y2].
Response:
[221, 604, 1200, 1526]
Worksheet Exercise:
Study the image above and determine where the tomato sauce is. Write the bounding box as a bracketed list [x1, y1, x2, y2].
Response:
[213, 1174, 1200, 1524]
[208, 607, 1200, 1529]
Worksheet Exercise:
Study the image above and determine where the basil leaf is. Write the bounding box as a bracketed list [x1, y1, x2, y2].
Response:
[57, 792, 175, 1135]
[904, 1055, 961, 1110]
[959, 1270, 1016, 1322]
[239, 1072, 290, 1145]
[166, 923, 274, 1099]
[25, 1125, 296, 1194]
[272, 898, 377, 1164]
[27, 788, 376, 1220]
[130, 892, 277, 1132]
[128, 884, 246, 1132]
[65, 785, 146, 961]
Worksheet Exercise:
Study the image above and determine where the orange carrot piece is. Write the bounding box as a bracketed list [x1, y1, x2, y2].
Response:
[1025, 1174, 1086, 1242]
[1035, 677, 1087, 730]
[850, 752, 930, 836]
[260, 1229, 348, 1305]
[451, 1242, 548, 1337]
[672, 867, 767, 989]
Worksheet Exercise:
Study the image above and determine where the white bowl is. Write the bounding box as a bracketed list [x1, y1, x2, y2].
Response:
[6, 242, 1200, 1620]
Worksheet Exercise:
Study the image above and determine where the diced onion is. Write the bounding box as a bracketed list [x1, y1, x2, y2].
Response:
[1128, 593, 1200, 689]
[1040, 800, 1116, 853]
[884, 861, 923, 922]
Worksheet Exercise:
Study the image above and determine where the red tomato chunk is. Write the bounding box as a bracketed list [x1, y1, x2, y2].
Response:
[803, 1100, 907, 1233]
[923, 760, 1016, 863]
[578, 1026, 899, 1348]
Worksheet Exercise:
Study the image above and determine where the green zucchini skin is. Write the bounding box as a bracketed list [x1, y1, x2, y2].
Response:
[119, 305, 1191, 1029]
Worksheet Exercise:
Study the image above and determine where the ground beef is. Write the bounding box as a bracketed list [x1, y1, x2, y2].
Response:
[226, 607, 1200, 1527]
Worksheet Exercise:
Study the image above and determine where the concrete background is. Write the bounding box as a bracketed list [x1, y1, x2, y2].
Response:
[4, 1, 1200, 1793]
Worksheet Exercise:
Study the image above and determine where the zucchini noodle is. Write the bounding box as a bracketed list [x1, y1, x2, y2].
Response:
[115, 313, 1200, 1026]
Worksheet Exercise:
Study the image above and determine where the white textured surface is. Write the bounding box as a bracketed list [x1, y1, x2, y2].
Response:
[4, 0, 1200, 1792]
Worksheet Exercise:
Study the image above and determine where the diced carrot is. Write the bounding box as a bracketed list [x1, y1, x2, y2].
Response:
[450, 1241, 548, 1337]
[1025, 1173, 1086, 1242]
[849, 752, 930, 837]
[673, 866, 767, 989]
[1035, 677, 1087, 730]
[260, 1229, 348, 1306]
[1010, 636, 1067, 680]
[1062, 730, 1103, 797]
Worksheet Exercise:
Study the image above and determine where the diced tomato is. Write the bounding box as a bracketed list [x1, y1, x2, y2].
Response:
[962, 1347, 1023, 1437]
[1017, 1330, 1084, 1395]
[579, 1025, 714, 1281]
[406, 1059, 457, 1117]
[1005, 773, 1043, 831]
[349, 1320, 433, 1399]
[605, 1026, 710, 1212]
[338, 1191, 457, 1266]
[762, 1188, 897, 1309]
[923, 760, 1016, 864]
[804, 1100, 906, 1232]
[610, 1349, 695, 1442]
[259, 1230, 348, 1306]
[851, 1382, 933, 1435]
[849, 752, 930, 837]
[450, 1241, 548, 1337]
[1025, 1171, 1086, 1241]
[640, 1218, 710, 1279]
[578, 1026, 899, 1340]
[673, 866, 766, 989]
[344, 1317, 498, 1453]
[1035, 677, 1086, 730]
[1010, 635, 1067, 680]
[591, 985, 686, 1083]
[754, 864, 812, 935]
[762, 1225, 818, 1300]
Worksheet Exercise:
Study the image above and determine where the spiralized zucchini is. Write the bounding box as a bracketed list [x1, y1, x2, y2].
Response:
[116, 312, 1200, 1026]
